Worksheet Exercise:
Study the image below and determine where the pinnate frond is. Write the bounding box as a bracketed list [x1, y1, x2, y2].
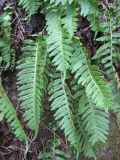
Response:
[46, 10, 73, 77]
[78, 88, 109, 146]
[71, 39, 112, 109]
[48, 72, 80, 150]
[62, 4, 78, 39]
[17, 37, 47, 134]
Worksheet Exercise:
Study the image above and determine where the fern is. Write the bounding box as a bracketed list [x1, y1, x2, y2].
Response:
[17, 36, 47, 135]
[46, 10, 73, 78]
[0, 7, 13, 69]
[79, 0, 99, 17]
[109, 79, 120, 121]
[1, 1, 120, 159]
[62, 4, 78, 39]
[93, 9, 120, 77]
[71, 39, 112, 109]
[0, 83, 28, 141]
[18, 0, 41, 17]
[48, 72, 80, 150]
[70, 82, 98, 158]
[78, 88, 109, 146]
[74, 109, 98, 158]
[38, 138, 70, 159]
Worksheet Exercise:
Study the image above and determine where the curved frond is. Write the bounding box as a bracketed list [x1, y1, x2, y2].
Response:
[48, 72, 80, 150]
[17, 37, 47, 134]
[46, 10, 73, 78]
[71, 39, 112, 109]
[0, 84, 28, 141]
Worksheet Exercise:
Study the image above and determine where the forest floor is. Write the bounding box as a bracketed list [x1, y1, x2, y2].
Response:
[0, 0, 120, 160]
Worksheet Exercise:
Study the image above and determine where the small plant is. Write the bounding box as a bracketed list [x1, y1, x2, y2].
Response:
[38, 138, 71, 160]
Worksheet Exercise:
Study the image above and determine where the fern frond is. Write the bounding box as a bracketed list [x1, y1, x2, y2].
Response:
[109, 79, 120, 121]
[71, 39, 111, 109]
[0, 83, 28, 141]
[0, 7, 13, 69]
[62, 4, 78, 39]
[71, 83, 98, 158]
[48, 72, 80, 150]
[74, 110, 98, 158]
[18, 0, 41, 16]
[17, 36, 47, 134]
[93, 10, 120, 77]
[46, 10, 73, 77]
[78, 88, 109, 146]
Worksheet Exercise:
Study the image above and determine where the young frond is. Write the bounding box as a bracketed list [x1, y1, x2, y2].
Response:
[0, 7, 13, 69]
[46, 10, 73, 78]
[71, 39, 112, 109]
[17, 36, 47, 134]
[18, 0, 41, 16]
[62, 4, 78, 39]
[48, 72, 80, 150]
[0, 84, 28, 141]
[78, 88, 109, 146]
